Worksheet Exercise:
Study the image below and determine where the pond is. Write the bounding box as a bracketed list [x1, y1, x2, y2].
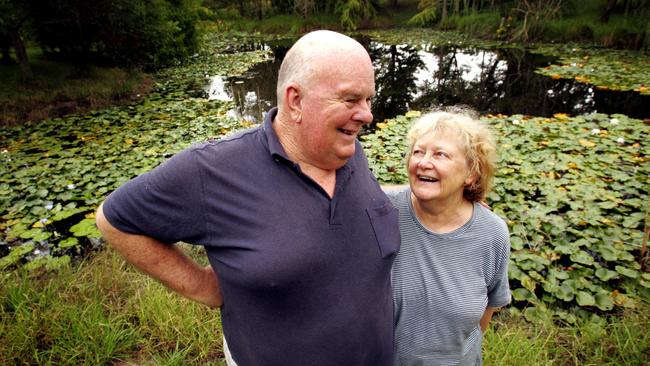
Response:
[204, 37, 649, 124]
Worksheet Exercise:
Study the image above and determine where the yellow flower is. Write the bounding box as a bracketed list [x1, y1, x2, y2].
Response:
[579, 139, 595, 147]
[634, 86, 649, 94]
[405, 110, 421, 118]
[575, 75, 590, 83]
[375, 122, 388, 129]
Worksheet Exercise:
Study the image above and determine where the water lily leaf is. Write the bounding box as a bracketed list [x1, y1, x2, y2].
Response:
[512, 288, 537, 303]
[70, 218, 102, 238]
[622, 212, 645, 228]
[521, 274, 537, 293]
[595, 267, 619, 281]
[510, 235, 524, 250]
[19, 229, 51, 241]
[595, 244, 617, 261]
[0, 243, 35, 270]
[570, 251, 594, 265]
[58, 237, 80, 249]
[51, 208, 87, 222]
[523, 306, 551, 323]
[576, 291, 595, 306]
[615, 265, 639, 278]
[594, 293, 614, 311]
[555, 282, 575, 302]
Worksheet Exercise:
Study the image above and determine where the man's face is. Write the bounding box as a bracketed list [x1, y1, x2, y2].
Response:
[297, 54, 375, 170]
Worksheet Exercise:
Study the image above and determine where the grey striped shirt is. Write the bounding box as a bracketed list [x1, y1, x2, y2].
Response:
[389, 189, 511, 366]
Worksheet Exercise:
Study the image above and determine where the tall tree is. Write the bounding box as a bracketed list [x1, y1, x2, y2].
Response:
[24, 0, 200, 71]
[0, 0, 32, 79]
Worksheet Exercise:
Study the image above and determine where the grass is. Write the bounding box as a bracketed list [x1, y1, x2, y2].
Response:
[0, 246, 225, 365]
[0, 49, 152, 127]
[485, 304, 650, 365]
[1, 246, 648, 365]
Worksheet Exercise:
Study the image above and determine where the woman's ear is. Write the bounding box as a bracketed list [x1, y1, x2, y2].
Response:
[284, 83, 302, 122]
[464, 171, 478, 187]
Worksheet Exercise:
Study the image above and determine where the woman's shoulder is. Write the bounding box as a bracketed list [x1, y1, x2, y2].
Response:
[384, 186, 410, 207]
[474, 203, 510, 237]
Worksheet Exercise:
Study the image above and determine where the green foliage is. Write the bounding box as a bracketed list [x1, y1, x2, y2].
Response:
[488, 112, 648, 315]
[408, 0, 439, 26]
[483, 303, 650, 365]
[0, 247, 223, 364]
[25, 0, 202, 70]
[360, 112, 420, 184]
[0, 32, 270, 270]
[2, 247, 648, 364]
[364, 111, 649, 315]
[533, 45, 650, 95]
[335, 0, 377, 30]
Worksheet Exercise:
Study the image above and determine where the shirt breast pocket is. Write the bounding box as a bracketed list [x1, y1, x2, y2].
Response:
[366, 201, 400, 259]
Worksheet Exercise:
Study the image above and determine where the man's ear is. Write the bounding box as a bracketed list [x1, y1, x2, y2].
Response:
[284, 83, 302, 122]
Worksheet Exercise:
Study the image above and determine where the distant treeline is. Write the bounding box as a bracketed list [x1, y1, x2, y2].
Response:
[2, 0, 648, 81]
[1, 0, 201, 80]
[204, 0, 649, 46]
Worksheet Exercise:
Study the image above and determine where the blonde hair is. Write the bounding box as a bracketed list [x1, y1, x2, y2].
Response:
[406, 108, 497, 202]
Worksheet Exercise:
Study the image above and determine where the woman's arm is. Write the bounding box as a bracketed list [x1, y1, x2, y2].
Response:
[480, 306, 500, 333]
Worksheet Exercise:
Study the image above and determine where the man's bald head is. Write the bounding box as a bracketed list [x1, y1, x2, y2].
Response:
[276, 30, 372, 105]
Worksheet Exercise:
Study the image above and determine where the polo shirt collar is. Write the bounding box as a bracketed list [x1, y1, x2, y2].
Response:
[262, 107, 292, 163]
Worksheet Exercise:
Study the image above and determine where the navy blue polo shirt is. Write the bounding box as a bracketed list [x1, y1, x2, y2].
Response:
[103, 107, 400, 366]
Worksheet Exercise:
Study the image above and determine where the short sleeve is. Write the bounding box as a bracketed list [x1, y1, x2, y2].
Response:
[102, 147, 207, 244]
[487, 219, 512, 308]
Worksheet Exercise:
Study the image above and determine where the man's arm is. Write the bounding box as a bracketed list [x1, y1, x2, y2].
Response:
[96, 203, 222, 308]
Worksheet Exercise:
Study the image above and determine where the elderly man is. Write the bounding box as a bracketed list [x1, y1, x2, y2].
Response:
[95, 30, 400, 365]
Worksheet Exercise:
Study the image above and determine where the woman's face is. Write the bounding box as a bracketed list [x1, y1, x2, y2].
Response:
[408, 130, 475, 203]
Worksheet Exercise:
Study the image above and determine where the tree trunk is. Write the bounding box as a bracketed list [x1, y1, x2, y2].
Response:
[1, 33, 13, 64]
[8, 28, 32, 80]
[238, 0, 245, 17]
[601, 0, 618, 23]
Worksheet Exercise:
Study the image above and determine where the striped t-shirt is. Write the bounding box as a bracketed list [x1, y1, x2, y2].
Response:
[389, 189, 511, 366]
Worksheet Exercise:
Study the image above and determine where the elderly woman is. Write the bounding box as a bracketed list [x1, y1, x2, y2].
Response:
[389, 110, 511, 366]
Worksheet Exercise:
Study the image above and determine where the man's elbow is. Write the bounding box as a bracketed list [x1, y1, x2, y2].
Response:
[95, 202, 111, 236]
[95, 202, 124, 247]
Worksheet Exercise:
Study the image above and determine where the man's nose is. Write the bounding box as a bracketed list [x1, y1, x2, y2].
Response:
[355, 100, 373, 125]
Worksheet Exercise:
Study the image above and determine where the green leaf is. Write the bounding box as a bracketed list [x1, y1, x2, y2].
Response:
[622, 212, 645, 228]
[595, 267, 619, 281]
[70, 218, 102, 238]
[555, 282, 575, 302]
[512, 288, 537, 303]
[0, 243, 35, 270]
[594, 293, 614, 311]
[576, 291, 595, 306]
[570, 251, 594, 266]
[615, 265, 639, 278]
[19, 229, 51, 241]
[523, 306, 551, 323]
[58, 237, 80, 249]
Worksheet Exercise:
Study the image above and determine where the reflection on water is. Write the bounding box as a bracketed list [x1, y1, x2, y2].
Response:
[205, 38, 649, 124]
